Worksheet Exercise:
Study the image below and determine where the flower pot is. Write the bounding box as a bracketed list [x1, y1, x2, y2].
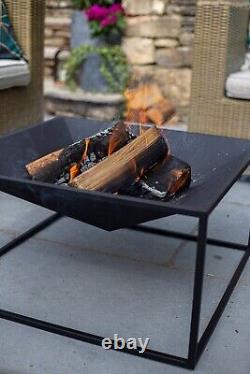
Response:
[70, 10, 119, 93]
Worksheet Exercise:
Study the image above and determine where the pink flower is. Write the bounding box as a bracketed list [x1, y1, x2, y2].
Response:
[85, 5, 108, 21]
[100, 14, 117, 28]
[109, 3, 124, 14]
[85, 3, 125, 30]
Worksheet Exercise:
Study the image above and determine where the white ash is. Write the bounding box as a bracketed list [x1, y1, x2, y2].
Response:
[89, 152, 97, 162]
[80, 161, 96, 173]
[140, 180, 168, 199]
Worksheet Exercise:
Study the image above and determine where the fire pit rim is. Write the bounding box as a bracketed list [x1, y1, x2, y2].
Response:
[0, 116, 249, 227]
[0, 174, 204, 217]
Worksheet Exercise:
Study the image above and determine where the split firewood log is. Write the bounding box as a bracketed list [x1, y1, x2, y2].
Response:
[140, 155, 191, 199]
[70, 126, 169, 193]
[26, 121, 133, 183]
[119, 155, 191, 200]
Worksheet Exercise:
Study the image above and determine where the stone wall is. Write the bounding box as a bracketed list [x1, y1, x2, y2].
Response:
[44, 0, 196, 121]
[122, 0, 196, 121]
[44, 0, 72, 78]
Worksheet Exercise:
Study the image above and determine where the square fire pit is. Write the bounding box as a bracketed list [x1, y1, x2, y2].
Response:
[0, 116, 249, 370]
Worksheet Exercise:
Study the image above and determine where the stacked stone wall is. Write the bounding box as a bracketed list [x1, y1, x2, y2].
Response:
[45, 0, 197, 120]
[122, 0, 196, 120]
[44, 0, 72, 77]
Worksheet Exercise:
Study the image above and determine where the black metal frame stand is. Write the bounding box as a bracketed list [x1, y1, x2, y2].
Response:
[0, 208, 249, 370]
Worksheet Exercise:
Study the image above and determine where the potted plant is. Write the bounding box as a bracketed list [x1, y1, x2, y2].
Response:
[66, 0, 129, 93]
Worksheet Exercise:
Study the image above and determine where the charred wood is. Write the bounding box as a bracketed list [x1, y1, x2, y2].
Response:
[70, 127, 169, 193]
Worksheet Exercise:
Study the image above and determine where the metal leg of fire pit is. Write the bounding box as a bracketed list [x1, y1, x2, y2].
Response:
[196, 231, 250, 365]
[130, 219, 250, 369]
[0, 214, 249, 370]
[188, 216, 208, 368]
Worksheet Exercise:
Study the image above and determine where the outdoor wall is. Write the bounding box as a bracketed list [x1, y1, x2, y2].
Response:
[44, 0, 196, 121]
[122, 0, 196, 121]
[45, 0, 72, 78]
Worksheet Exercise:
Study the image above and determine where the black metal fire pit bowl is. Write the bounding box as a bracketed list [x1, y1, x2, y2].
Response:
[0, 116, 249, 370]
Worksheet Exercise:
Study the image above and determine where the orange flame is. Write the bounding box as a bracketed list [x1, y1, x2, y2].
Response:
[69, 138, 91, 183]
[69, 163, 80, 182]
[108, 122, 128, 156]
[81, 138, 90, 162]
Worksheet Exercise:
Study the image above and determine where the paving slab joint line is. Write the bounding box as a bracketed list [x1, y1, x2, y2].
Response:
[164, 226, 198, 268]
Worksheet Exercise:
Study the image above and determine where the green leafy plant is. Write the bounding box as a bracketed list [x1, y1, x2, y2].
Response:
[64, 45, 130, 93]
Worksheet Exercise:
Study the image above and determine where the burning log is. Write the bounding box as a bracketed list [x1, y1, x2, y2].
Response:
[141, 156, 191, 199]
[26, 149, 63, 180]
[70, 127, 169, 193]
[26, 121, 134, 183]
[119, 155, 191, 200]
[26, 121, 191, 201]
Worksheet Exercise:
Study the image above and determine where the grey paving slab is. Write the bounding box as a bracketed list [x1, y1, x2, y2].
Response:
[173, 192, 250, 278]
[0, 230, 249, 368]
[241, 261, 250, 285]
[0, 192, 52, 233]
[143, 214, 198, 233]
[0, 237, 193, 357]
[0, 182, 249, 373]
[0, 232, 15, 247]
[0, 269, 249, 374]
[174, 242, 243, 277]
[35, 217, 186, 265]
[207, 201, 250, 244]
[171, 243, 244, 335]
[145, 181, 250, 244]
[146, 181, 250, 244]
[178, 201, 250, 246]
[221, 180, 250, 206]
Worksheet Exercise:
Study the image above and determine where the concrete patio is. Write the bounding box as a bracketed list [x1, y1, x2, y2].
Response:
[0, 179, 249, 374]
